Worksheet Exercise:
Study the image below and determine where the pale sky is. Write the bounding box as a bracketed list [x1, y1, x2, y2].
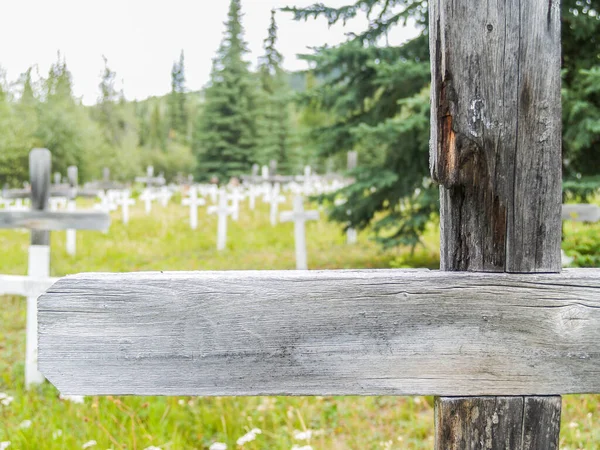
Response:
[0, 0, 419, 105]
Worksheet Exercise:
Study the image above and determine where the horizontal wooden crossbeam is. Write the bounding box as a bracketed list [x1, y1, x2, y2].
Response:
[38, 269, 600, 396]
[0, 211, 110, 231]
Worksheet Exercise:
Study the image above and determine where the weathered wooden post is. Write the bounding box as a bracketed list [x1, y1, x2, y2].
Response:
[430, 0, 562, 446]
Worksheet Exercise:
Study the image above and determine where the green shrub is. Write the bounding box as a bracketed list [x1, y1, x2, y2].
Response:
[563, 222, 600, 267]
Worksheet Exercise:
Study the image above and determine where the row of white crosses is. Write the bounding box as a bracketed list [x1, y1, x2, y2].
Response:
[135, 166, 167, 214]
[0, 149, 110, 388]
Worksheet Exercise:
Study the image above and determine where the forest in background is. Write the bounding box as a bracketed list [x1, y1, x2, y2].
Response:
[0, 0, 599, 248]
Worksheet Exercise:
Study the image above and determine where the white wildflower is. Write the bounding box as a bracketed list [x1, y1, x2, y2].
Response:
[60, 394, 85, 404]
[293, 430, 312, 441]
[291, 446, 313, 450]
[19, 420, 32, 429]
[178, 399, 185, 406]
[82, 440, 97, 449]
[143, 447, 161, 450]
[209, 443, 227, 450]
[0, 441, 10, 450]
[53, 430, 63, 440]
[0, 393, 14, 407]
[568, 421, 579, 429]
[236, 428, 262, 446]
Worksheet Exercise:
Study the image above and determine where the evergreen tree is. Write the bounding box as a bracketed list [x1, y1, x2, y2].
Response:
[194, 0, 259, 181]
[33, 55, 105, 180]
[168, 50, 187, 139]
[285, 1, 434, 248]
[94, 56, 123, 146]
[561, 0, 600, 180]
[149, 102, 167, 150]
[256, 10, 293, 172]
[0, 67, 32, 185]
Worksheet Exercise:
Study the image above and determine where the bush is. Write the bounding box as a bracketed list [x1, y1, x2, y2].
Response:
[563, 222, 600, 267]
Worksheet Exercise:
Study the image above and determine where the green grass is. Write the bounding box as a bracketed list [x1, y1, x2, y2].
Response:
[0, 198, 598, 449]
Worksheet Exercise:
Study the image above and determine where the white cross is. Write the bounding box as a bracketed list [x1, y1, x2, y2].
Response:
[66, 199, 77, 255]
[335, 198, 357, 245]
[268, 183, 286, 226]
[157, 186, 172, 207]
[182, 186, 206, 230]
[207, 189, 234, 251]
[227, 188, 245, 221]
[280, 195, 319, 270]
[247, 185, 258, 210]
[0, 246, 59, 386]
[116, 190, 135, 225]
[303, 165, 313, 195]
[140, 188, 154, 214]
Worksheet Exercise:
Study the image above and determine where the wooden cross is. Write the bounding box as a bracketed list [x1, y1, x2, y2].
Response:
[267, 183, 286, 226]
[139, 189, 154, 214]
[135, 166, 165, 189]
[280, 195, 319, 270]
[157, 186, 173, 207]
[207, 188, 234, 251]
[115, 190, 135, 225]
[182, 186, 206, 230]
[86, 167, 125, 191]
[36, 2, 600, 447]
[269, 159, 277, 177]
[0, 148, 110, 388]
[227, 188, 245, 221]
[246, 185, 258, 210]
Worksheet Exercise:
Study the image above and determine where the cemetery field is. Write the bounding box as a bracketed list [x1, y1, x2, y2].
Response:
[0, 199, 599, 449]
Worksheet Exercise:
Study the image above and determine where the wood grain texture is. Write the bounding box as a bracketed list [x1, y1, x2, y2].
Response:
[0, 211, 110, 231]
[30, 148, 51, 246]
[429, 0, 562, 272]
[38, 269, 600, 396]
[562, 204, 600, 223]
[434, 396, 560, 449]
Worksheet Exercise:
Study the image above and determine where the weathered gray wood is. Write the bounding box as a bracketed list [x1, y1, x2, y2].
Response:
[0, 211, 110, 231]
[562, 204, 600, 223]
[522, 397, 561, 449]
[430, 0, 563, 446]
[435, 397, 524, 449]
[38, 269, 600, 396]
[30, 148, 51, 246]
[429, 0, 562, 273]
[434, 396, 560, 449]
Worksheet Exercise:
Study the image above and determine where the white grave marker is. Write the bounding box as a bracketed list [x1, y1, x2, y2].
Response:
[268, 183, 286, 226]
[228, 188, 245, 221]
[280, 195, 319, 270]
[182, 186, 206, 230]
[208, 189, 234, 251]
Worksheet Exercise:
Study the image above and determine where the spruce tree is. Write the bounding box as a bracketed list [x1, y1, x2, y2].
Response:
[256, 10, 293, 173]
[285, 1, 434, 248]
[169, 50, 187, 139]
[194, 0, 259, 181]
